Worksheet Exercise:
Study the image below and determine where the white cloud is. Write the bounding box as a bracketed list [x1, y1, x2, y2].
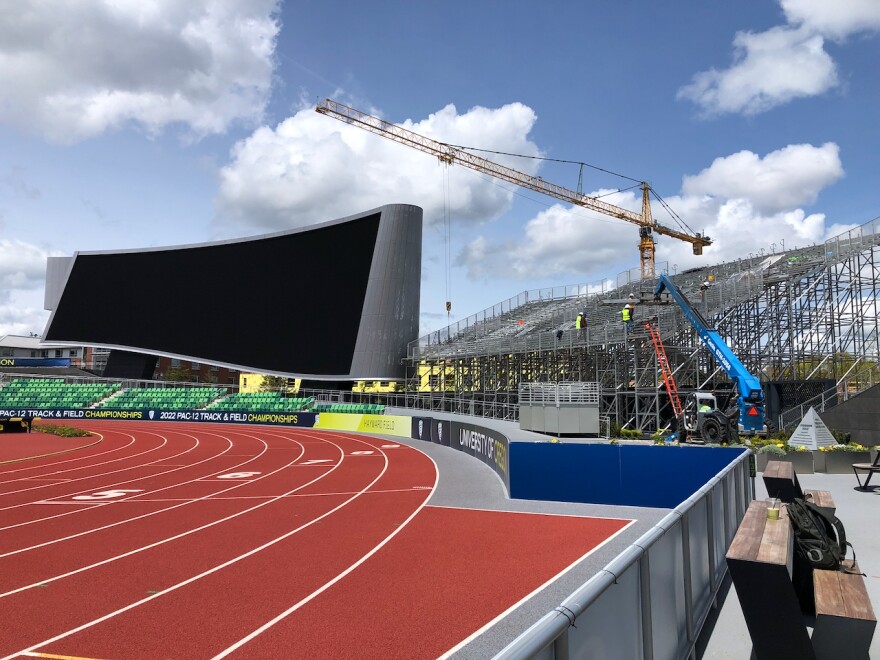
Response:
[781, 0, 880, 39]
[677, 27, 837, 116]
[655, 197, 849, 271]
[0, 0, 280, 143]
[457, 193, 636, 281]
[682, 143, 843, 214]
[0, 298, 49, 338]
[458, 143, 849, 281]
[215, 101, 542, 233]
[0, 239, 58, 335]
[0, 239, 57, 290]
[679, 0, 880, 116]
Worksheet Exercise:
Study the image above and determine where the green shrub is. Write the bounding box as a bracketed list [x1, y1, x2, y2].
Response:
[830, 429, 852, 444]
[33, 425, 91, 438]
[756, 444, 786, 457]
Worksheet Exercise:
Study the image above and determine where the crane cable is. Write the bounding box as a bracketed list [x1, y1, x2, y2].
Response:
[445, 143, 643, 184]
[447, 143, 699, 237]
[443, 163, 452, 318]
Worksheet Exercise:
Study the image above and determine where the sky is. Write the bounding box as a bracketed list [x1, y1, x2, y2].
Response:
[1, 0, 879, 339]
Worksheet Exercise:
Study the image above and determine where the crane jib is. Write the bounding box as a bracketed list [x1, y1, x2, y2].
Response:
[316, 98, 711, 280]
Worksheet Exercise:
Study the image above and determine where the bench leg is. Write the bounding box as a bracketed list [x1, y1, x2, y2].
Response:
[852, 467, 875, 490]
[812, 613, 876, 659]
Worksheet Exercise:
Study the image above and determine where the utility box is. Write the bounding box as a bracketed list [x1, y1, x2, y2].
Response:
[519, 382, 600, 437]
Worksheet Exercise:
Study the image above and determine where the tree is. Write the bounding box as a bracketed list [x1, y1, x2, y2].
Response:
[164, 367, 191, 382]
[260, 375, 288, 392]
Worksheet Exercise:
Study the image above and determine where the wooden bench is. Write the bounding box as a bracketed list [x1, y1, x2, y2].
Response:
[852, 451, 880, 490]
[812, 560, 876, 660]
[727, 500, 816, 659]
[763, 460, 835, 512]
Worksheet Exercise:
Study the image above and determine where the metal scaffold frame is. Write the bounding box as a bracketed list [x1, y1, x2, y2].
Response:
[403, 215, 880, 432]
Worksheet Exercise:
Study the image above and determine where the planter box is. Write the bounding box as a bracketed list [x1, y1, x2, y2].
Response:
[821, 451, 872, 474]
[756, 451, 814, 474]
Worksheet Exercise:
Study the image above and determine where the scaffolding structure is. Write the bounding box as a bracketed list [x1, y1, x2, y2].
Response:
[404, 215, 880, 431]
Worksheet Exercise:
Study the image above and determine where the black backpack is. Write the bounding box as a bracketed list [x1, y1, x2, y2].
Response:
[787, 496, 859, 573]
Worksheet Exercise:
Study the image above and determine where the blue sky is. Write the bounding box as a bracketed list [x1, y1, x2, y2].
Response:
[1, 0, 878, 338]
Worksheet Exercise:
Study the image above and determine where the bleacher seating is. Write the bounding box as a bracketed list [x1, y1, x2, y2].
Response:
[313, 403, 385, 414]
[0, 378, 121, 408]
[99, 387, 223, 410]
[207, 392, 315, 412]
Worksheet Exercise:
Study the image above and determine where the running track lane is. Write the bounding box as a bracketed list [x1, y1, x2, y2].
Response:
[0, 425, 429, 657]
[2, 422, 634, 658]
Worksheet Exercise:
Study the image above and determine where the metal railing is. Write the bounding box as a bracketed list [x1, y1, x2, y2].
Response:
[494, 450, 753, 660]
[519, 382, 599, 405]
[776, 363, 880, 430]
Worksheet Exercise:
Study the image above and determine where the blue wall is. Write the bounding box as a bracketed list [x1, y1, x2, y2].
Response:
[509, 443, 746, 508]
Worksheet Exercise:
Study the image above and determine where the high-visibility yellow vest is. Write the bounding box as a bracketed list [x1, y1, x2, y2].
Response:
[576, 315, 583, 329]
[621, 307, 632, 322]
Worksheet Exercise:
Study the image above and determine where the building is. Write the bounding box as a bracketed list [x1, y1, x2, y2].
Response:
[0, 334, 106, 371]
[153, 357, 240, 385]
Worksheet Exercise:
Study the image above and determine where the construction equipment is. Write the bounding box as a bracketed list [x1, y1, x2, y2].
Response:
[316, 98, 711, 279]
[646, 321, 737, 443]
[654, 274, 766, 438]
[646, 322, 684, 420]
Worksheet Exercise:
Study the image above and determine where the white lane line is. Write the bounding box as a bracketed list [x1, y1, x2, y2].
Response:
[0, 431, 218, 531]
[3, 432, 382, 660]
[30, 502, 109, 507]
[0, 430, 336, 596]
[0, 431, 275, 556]
[0, 432, 172, 504]
[211, 441, 438, 658]
[437, 518, 640, 659]
[0, 434, 137, 484]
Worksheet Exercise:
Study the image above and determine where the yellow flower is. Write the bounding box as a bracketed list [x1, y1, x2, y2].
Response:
[776, 443, 784, 448]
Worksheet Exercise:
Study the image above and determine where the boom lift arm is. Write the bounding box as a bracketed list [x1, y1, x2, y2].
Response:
[316, 98, 711, 279]
[654, 274, 765, 434]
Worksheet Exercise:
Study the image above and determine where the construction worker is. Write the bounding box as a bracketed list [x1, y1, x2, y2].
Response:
[575, 311, 585, 337]
[621, 294, 636, 333]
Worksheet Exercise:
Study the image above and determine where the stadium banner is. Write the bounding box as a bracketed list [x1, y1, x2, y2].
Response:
[411, 416, 433, 442]
[0, 408, 317, 427]
[450, 421, 510, 490]
[0, 357, 71, 367]
[315, 413, 411, 437]
[409, 417, 505, 484]
[432, 419, 451, 447]
[410, 417, 452, 447]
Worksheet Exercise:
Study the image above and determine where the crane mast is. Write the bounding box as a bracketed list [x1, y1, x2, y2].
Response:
[316, 98, 711, 278]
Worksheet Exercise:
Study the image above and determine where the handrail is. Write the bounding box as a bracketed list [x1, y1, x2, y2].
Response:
[494, 449, 752, 659]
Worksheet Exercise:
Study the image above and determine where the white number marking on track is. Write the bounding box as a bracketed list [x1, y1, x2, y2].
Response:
[350, 451, 375, 455]
[216, 472, 262, 479]
[72, 489, 144, 500]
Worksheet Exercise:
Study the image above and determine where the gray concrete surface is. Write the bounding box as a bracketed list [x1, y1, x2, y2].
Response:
[382, 413, 879, 658]
[384, 433, 670, 659]
[701, 471, 880, 659]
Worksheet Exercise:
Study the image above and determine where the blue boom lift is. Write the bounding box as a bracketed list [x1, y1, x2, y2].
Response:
[654, 274, 766, 442]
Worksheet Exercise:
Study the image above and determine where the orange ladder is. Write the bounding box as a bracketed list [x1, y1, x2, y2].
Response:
[645, 322, 683, 420]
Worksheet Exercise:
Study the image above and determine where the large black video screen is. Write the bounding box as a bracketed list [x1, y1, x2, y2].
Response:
[45, 214, 381, 376]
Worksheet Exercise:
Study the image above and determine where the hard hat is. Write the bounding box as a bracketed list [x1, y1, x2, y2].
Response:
[628, 293, 635, 299]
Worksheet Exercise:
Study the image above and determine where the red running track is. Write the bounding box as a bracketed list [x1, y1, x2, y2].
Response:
[0, 421, 632, 659]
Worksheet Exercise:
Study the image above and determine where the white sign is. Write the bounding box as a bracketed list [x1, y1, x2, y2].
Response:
[788, 407, 836, 450]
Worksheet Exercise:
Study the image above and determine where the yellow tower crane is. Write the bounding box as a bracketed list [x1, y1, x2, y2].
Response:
[316, 98, 711, 279]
